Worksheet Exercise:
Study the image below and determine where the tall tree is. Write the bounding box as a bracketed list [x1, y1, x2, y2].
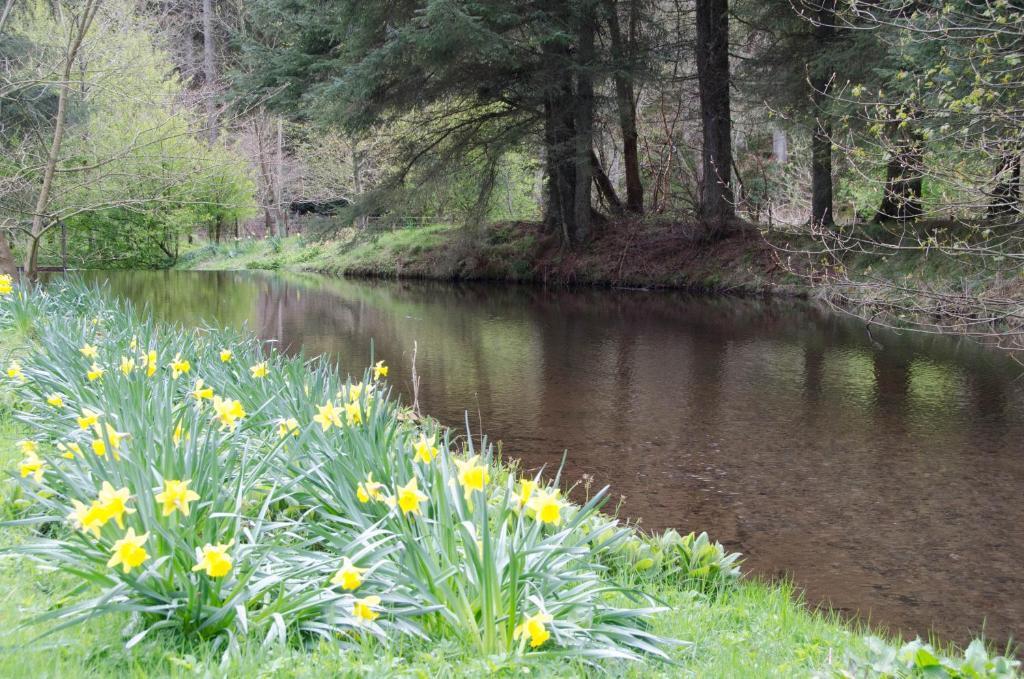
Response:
[239, 0, 633, 245]
[24, 0, 101, 278]
[573, 0, 597, 242]
[695, 0, 734, 221]
[202, 0, 218, 144]
[603, 0, 644, 213]
[810, 0, 836, 227]
[874, 117, 924, 222]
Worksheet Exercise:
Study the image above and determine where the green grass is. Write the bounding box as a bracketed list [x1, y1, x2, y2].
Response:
[0, 553, 869, 678]
[178, 225, 460, 277]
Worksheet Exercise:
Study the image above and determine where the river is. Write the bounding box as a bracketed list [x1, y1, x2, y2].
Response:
[83, 269, 1024, 648]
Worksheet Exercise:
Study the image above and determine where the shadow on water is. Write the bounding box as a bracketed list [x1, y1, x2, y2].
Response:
[83, 269, 1024, 648]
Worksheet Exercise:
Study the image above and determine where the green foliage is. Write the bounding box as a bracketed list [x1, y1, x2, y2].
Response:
[606, 529, 742, 596]
[2, 0, 255, 269]
[842, 636, 1020, 679]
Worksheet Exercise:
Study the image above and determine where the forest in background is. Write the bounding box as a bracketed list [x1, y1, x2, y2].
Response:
[1, 0, 1022, 344]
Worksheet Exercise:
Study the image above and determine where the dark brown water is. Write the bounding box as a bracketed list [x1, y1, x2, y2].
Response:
[86, 270, 1024, 648]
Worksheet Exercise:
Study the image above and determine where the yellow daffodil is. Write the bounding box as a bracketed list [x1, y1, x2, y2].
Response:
[250, 361, 268, 379]
[219, 349, 233, 362]
[91, 422, 128, 460]
[18, 453, 44, 482]
[344, 400, 363, 426]
[514, 611, 554, 648]
[77, 407, 100, 430]
[342, 382, 365, 401]
[412, 435, 437, 464]
[372, 360, 388, 380]
[0, 274, 12, 295]
[330, 557, 367, 591]
[211, 396, 246, 430]
[155, 479, 200, 517]
[357, 472, 385, 503]
[527, 488, 564, 527]
[140, 350, 157, 377]
[98, 481, 135, 528]
[46, 392, 64, 408]
[192, 541, 233, 577]
[390, 477, 427, 516]
[277, 417, 299, 438]
[191, 378, 214, 401]
[454, 455, 490, 500]
[80, 344, 98, 359]
[313, 401, 342, 431]
[516, 479, 538, 510]
[67, 499, 107, 537]
[119, 356, 135, 375]
[352, 595, 381, 623]
[86, 362, 105, 381]
[7, 360, 23, 380]
[172, 422, 184, 446]
[169, 353, 190, 379]
[17, 439, 38, 455]
[129, 335, 138, 351]
[107, 528, 149, 574]
[57, 441, 82, 459]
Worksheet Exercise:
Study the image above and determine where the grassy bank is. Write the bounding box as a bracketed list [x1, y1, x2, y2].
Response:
[0, 281, 1017, 678]
[178, 221, 789, 293]
[178, 221, 1023, 346]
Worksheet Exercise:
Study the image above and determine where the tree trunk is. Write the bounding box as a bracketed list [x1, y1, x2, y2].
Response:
[351, 135, 368, 229]
[604, 0, 644, 213]
[25, 0, 100, 279]
[989, 150, 1021, 217]
[0, 233, 16, 278]
[572, 1, 596, 244]
[274, 117, 286, 237]
[591, 150, 624, 214]
[810, 0, 835, 227]
[875, 123, 924, 222]
[542, 74, 577, 244]
[0, 0, 17, 35]
[695, 0, 734, 222]
[253, 112, 277, 237]
[540, 0, 578, 244]
[351, 137, 363, 194]
[772, 128, 788, 164]
[202, 0, 217, 144]
[811, 107, 834, 226]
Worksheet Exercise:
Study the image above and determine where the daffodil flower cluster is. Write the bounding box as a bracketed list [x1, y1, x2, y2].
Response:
[3, 280, 671, 662]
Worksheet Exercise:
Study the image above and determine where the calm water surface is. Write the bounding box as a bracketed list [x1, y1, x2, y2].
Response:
[85, 270, 1024, 647]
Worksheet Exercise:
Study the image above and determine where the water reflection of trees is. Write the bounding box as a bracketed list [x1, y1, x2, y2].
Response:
[243, 274, 1024, 436]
